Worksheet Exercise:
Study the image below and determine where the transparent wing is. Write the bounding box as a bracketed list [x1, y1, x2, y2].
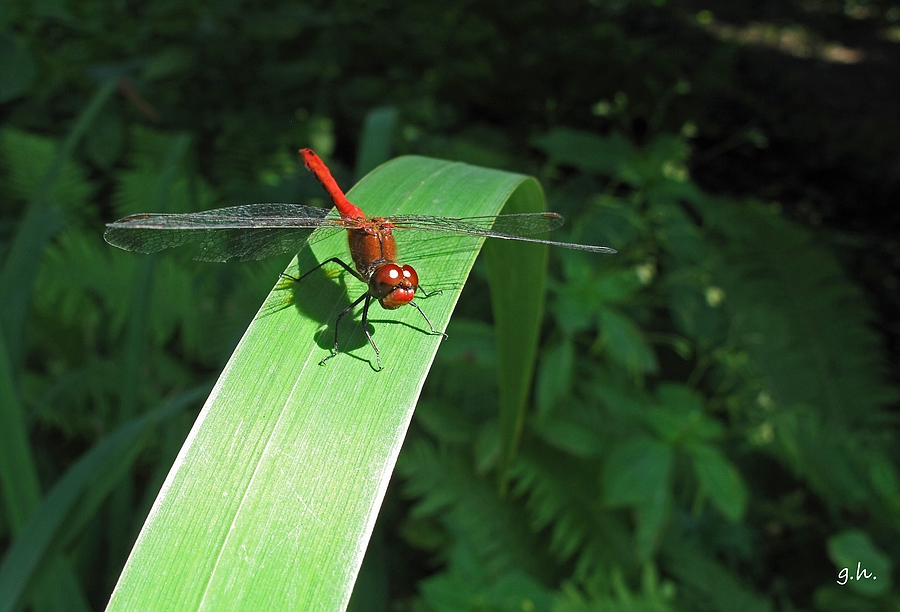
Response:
[103, 203, 342, 262]
[104, 204, 617, 262]
[387, 212, 616, 254]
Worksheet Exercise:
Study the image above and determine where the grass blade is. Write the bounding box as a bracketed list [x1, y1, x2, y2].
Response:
[106, 155, 549, 611]
[0, 390, 201, 612]
[0, 79, 117, 364]
[482, 179, 549, 488]
[354, 106, 397, 181]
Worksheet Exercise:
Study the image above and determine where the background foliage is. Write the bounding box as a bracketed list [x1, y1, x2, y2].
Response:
[1, 0, 899, 610]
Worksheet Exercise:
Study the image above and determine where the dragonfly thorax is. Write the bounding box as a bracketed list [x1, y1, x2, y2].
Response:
[347, 219, 397, 279]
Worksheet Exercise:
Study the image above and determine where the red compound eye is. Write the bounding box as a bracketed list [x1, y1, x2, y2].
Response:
[399, 264, 418, 286]
[370, 264, 418, 309]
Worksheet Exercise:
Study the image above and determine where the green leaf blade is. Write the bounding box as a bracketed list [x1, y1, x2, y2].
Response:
[688, 443, 748, 522]
[107, 155, 547, 611]
[604, 436, 673, 507]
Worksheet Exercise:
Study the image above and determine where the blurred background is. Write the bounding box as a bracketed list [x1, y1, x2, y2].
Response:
[1, 0, 899, 610]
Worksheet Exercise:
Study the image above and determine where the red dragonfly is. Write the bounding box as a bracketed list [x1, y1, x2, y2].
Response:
[105, 149, 616, 369]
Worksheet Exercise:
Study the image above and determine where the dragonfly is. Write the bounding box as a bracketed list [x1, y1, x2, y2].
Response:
[104, 148, 616, 370]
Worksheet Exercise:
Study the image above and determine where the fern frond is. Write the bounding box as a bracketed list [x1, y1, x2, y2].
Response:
[0, 128, 96, 218]
[111, 126, 217, 217]
[666, 196, 899, 506]
[511, 444, 636, 582]
[419, 568, 555, 612]
[25, 357, 122, 436]
[34, 225, 138, 336]
[397, 438, 549, 580]
[34, 200, 265, 385]
[661, 531, 772, 612]
[718, 203, 892, 420]
[555, 574, 676, 612]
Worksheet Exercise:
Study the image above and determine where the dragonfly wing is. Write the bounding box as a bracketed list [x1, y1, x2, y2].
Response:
[486, 235, 618, 253]
[104, 226, 325, 262]
[104, 203, 339, 262]
[387, 212, 616, 254]
[387, 212, 565, 237]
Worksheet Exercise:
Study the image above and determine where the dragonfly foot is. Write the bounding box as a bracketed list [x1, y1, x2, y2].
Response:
[319, 350, 338, 366]
[408, 300, 446, 339]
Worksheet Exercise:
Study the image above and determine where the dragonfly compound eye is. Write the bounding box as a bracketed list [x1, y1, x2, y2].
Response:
[400, 265, 418, 286]
[371, 263, 417, 309]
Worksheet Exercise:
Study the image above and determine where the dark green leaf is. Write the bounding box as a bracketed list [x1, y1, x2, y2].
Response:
[604, 437, 672, 507]
[688, 443, 747, 521]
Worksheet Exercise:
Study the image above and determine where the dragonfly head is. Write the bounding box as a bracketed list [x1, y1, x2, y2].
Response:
[370, 263, 418, 310]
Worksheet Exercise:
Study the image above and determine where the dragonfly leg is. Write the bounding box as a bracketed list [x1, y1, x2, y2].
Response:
[282, 257, 365, 284]
[409, 301, 448, 339]
[416, 283, 442, 298]
[359, 294, 383, 371]
[319, 292, 370, 367]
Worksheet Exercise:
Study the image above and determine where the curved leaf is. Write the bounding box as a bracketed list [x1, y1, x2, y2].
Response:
[106, 155, 549, 611]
